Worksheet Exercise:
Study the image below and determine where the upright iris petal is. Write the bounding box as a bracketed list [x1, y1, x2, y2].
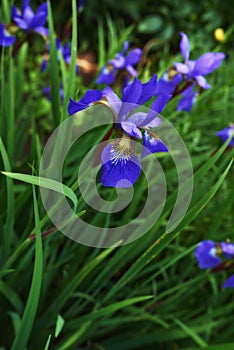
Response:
[180, 32, 190, 61]
[99, 141, 141, 188]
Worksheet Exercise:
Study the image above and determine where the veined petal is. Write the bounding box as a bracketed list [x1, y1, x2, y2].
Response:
[223, 275, 234, 288]
[142, 131, 168, 158]
[180, 32, 190, 61]
[192, 52, 225, 76]
[68, 90, 102, 115]
[125, 48, 142, 65]
[99, 143, 141, 188]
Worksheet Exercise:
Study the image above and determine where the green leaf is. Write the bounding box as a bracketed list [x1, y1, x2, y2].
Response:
[1, 172, 78, 212]
[137, 15, 163, 33]
[55, 314, 65, 338]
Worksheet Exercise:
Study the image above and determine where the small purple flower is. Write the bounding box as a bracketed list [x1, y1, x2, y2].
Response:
[174, 32, 225, 111]
[215, 124, 234, 147]
[195, 240, 221, 268]
[41, 39, 79, 73]
[96, 41, 142, 85]
[68, 76, 170, 187]
[77, 0, 85, 12]
[0, 23, 16, 47]
[43, 84, 64, 104]
[195, 240, 234, 289]
[11, 0, 48, 36]
[223, 275, 234, 288]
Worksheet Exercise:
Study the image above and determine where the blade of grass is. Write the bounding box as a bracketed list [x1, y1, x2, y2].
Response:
[10, 185, 43, 350]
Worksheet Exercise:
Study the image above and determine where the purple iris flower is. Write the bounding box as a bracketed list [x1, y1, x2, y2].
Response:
[223, 275, 234, 288]
[11, 0, 48, 36]
[41, 39, 79, 73]
[68, 76, 170, 187]
[173, 32, 225, 111]
[215, 124, 234, 147]
[195, 240, 221, 268]
[43, 83, 64, 104]
[195, 240, 234, 288]
[0, 23, 16, 47]
[96, 41, 142, 85]
[77, 0, 85, 12]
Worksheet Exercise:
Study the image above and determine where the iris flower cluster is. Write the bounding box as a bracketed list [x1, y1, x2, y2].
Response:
[0, 0, 48, 48]
[158, 32, 225, 111]
[96, 41, 142, 86]
[195, 240, 234, 288]
[68, 76, 170, 187]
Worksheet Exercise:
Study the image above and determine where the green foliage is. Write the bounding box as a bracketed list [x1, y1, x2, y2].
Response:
[0, 0, 233, 349]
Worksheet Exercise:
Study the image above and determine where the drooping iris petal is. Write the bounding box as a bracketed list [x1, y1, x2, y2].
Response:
[99, 143, 141, 188]
[125, 48, 142, 66]
[180, 32, 190, 61]
[177, 85, 198, 112]
[68, 90, 102, 115]
[220, 242, 234, 255]
[0, 23, 16, 47]
[192, 52, 225, 76]
[195, 240, 221, 269]
[126, 64, 138, 77]
[215, 126, 234, 146]
[142, 131, 168, 158]
[223, 275, 234, 289]
[195, 75, 211, 90]
[96, 67, 116, 85]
